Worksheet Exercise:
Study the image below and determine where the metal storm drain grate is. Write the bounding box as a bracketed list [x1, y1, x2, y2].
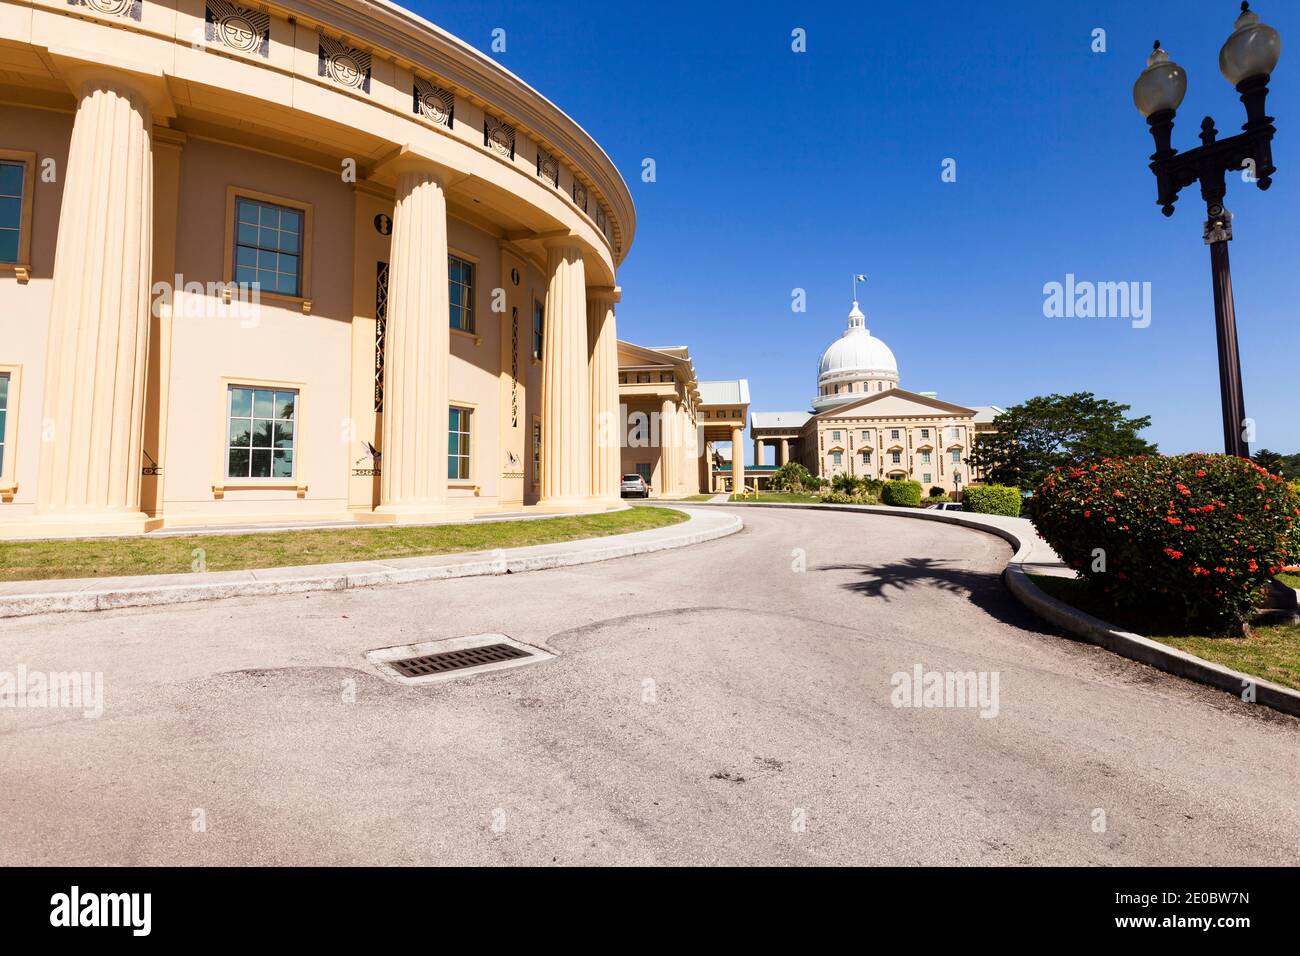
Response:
[366, 633, 552, 684]
[390, 642, 532, 678]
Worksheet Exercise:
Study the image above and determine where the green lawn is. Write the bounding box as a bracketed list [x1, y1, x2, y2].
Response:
[1029, 573, 1300, 691]
[1279, 572, 1300, 589]
[0, 507, 689, 583]
[679, 495, 714, 502]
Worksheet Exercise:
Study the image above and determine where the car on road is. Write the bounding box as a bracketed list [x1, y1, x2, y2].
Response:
[621, 474, 650, 498]
[925, 502, 964, 511]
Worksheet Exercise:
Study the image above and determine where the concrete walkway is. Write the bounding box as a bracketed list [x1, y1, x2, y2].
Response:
[0, 507, 742, 619]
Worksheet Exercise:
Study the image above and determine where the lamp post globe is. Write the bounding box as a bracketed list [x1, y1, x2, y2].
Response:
[1133, 42, 1188, 117]
[1220, 2, 1282, 86]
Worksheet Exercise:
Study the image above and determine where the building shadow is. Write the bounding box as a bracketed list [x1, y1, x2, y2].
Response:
[815, 557, 1058, 635]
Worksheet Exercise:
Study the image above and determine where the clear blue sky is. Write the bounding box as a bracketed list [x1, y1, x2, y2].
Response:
[415, 0, 1299, 461]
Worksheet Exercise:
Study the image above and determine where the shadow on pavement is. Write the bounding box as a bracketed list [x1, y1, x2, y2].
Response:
[816, 557, 1058, 635]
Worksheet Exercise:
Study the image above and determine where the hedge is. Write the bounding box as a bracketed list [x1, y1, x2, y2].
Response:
[1034, 454, 1300, 634]
[962, 484, 1022, 516]
[881, 479, 922, 507]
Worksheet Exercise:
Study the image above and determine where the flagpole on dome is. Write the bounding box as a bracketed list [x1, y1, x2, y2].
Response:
[852, 273, 866, 304]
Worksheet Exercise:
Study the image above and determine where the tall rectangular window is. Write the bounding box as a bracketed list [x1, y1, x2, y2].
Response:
[449, 255, 474, 332]
[832, 451, 842, 466]
[227, 386, 296, 478]
[532, 418, 541, 484]
[448, 405, 472, 480]
[892, 451, 902, 464]
[951, 449, 962, 463]
[234, 197, 302, 296]
[532, 299, 544, 358]
[0, 161, 24, 264]
[921, 451, 931, 463]
[0, 371, 9, 471]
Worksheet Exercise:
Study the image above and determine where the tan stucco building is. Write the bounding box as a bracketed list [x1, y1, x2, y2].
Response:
[0, 0, 635, 537]
[616, 341, 748, 497]
[751, 299, 1003, 492]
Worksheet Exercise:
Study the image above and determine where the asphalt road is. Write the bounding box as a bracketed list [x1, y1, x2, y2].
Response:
[1, 506, 1296, 865]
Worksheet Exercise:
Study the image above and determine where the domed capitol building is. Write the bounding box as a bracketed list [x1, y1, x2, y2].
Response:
[748, 299, 1003, 492]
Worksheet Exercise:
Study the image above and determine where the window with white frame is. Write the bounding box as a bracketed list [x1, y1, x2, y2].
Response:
[861, 450, 871, 464]
[860, 430, 869, 441]
[891, 451, 902, 464]
[921, 451, 931, 463]
[890, 429, 900, 439]
[449, 405, 472, 480]
[921, 428, 930, 439]
[449, 255, 474, 333]
[226, 385, 296, 479]
[951, 448, 962, 462]
[234, 197, 303, 296]
[923, 473, 932, 484]
[831, 451, 842, 466]
[831, 430, 841, 441]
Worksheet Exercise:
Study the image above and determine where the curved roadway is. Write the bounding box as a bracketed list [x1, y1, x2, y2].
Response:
[0, 506, 1296, 865]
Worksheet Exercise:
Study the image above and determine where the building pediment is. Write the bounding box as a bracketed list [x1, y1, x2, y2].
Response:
[817, 388, 976, 420]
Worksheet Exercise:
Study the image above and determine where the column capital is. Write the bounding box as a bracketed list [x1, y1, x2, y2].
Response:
[49, 48, 175, 119]
[587, 285, 621, 303]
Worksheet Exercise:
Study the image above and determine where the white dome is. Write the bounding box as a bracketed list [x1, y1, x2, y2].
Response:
[812, 301, 899, 411]
[817, 301, 898, 377]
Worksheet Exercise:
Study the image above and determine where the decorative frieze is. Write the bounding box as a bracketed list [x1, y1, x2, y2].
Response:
[412, 78, 454, 128]
[205, 1, 270, 58]
[318, 33, 371, 93]
[374, 260, 389, 414]
[536, 147, 559, 187]
[67, 0, 141, 21]
[483, 114, 516, 160]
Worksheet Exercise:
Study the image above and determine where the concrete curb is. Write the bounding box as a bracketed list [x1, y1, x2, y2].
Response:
[713, 501, 1300, 719]
[0, 508, 743, 620]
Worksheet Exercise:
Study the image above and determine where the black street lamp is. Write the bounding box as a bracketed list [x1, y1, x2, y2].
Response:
[1132, 2, 1282, 458]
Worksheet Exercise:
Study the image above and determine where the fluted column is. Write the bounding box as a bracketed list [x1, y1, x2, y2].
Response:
[753, 438, 763, 469]
[659, 396, 676, 498]
[731, 426, 746, 493]
[540, 242, 590, 504]
[36, 76, 154, 530]
[587, 290, 619, 502]
[778, 439, 789, 466]
[680, 404, 695, 493]
[378, 165, 450, 515]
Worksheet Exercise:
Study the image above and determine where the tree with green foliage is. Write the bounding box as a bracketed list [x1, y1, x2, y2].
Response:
[1253, 449, 1300, 480]
[769, 461, 815, 493]
[965, 392, 1157, 489]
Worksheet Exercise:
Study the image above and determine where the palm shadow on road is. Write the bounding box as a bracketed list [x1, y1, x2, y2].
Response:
[816, 557, 1056, 634]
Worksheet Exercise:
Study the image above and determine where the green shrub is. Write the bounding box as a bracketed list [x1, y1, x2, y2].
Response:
[770, 462, 815, 493]
[1034, 454, 1300, 634]
[1286, 480, 1300, 568]
[929, 486, 946, 499]
[963, 484, 1022, 516]
[881, 479, 922, 507]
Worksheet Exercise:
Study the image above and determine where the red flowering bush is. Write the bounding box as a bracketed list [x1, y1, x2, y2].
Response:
[1034, 454, 1300, 634]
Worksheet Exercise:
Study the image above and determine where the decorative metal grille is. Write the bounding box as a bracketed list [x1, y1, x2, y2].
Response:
[205, 0, 269, 57]
[318, 33, 371, 93]
[412, 77, 454, 128]
[536, 147, 559, 186]
[67, 0, 141, 21]
[483, 114, 516, 159]
[374, 260, 388, 413]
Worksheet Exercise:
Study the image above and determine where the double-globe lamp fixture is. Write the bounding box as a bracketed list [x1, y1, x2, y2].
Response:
[1132, 2, 1281, 458]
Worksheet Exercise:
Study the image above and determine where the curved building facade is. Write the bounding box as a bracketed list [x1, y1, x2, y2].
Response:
[0, 0, 634, 536]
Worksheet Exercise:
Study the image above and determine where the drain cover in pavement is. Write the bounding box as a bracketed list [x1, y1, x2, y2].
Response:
[366, 633, 551, 684]
[389, 642, 531, 678]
